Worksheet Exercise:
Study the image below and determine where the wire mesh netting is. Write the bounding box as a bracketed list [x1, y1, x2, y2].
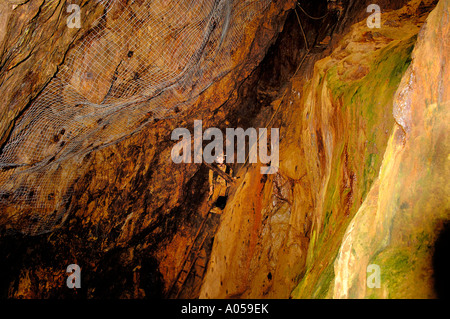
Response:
[0, 0, 272, 235]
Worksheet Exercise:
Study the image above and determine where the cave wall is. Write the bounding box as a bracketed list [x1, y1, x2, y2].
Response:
[331, 0, 449, 298]
[200, 0, 445, 299]
[0, 0, 297, 298]
[0, 0, 104, 147]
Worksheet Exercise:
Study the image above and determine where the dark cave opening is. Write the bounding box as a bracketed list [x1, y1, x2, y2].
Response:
[433, 221, 450, 299]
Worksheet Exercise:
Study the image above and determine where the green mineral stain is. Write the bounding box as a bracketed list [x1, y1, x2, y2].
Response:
[291, 35, 417, 299]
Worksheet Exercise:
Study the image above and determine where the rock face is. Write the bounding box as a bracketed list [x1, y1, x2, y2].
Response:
[0, 0, 297, 298]
[331, 0, 449, 298]
[0, 0, 276, 235]
[0, 0, 448, 299]
[200, 0, 447, 299]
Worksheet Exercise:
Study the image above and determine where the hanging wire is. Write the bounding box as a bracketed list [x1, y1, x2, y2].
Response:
[297, 2, 329, 20]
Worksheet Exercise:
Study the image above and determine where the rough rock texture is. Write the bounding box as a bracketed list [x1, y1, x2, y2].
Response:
[0, 0, 103, 146]
[200, 0, 445, 299]
[0, 0, 447, 299]
[332, 0, 449, 298]
[0, 0, 276, 235]
[0, 0, 297, 298]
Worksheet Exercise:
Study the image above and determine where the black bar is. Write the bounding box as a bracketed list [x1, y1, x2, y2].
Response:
[0, 299, 445, 318]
